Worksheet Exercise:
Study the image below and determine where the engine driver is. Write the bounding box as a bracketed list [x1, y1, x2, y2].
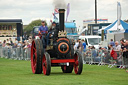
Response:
[47, 22, 56, 45]
[48, 22, 56, 32]
[39, 20, 48, 48]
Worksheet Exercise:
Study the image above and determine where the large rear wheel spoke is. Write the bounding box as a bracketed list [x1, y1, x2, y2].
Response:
[33, 47, 36, 51]
[75, 60, 79, 66]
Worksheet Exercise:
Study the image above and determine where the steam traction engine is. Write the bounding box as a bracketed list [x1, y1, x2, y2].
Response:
[31, 9, 83, 75]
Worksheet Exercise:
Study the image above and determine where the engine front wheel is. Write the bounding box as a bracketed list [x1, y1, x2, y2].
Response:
[74, 51, 83, 75]
[42, 52, 51, 75]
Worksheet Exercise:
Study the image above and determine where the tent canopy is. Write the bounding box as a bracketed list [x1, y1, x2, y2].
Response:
[98, 20, 128, 34]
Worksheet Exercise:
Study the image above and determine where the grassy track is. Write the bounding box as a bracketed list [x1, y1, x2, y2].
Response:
[0, 58, 128, 85]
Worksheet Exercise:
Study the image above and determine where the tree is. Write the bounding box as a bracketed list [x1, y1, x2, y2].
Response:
[24, 19, 47, 35]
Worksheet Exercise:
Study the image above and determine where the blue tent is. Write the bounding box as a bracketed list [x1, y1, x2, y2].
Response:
[100, 20, 128, 34]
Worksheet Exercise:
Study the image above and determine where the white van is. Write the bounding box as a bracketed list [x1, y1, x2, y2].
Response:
[79, 35, 101, 49]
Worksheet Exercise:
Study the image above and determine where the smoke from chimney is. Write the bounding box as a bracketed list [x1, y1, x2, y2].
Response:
[53, 0, 66, 9]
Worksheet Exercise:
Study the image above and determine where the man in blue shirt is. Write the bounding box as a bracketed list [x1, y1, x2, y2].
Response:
[39, 20, 48, 35]
[39, 20, 48, 48]
[109, 39, 115, 46]
[82, 39, 86, 64]
[82, 39, 86, 52]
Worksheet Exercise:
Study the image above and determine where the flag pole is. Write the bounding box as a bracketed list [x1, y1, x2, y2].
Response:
[117, 2, 118, 30]
[95, 0, 97, 24]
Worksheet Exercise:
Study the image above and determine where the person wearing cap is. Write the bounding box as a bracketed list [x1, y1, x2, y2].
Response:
[48, 22, 56, 32]
[46, 22, 56, 45]
[39, 20, 48, 48]
[39, 20, 48, 35]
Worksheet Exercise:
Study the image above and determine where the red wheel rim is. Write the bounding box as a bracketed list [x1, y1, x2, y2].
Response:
[42, 54, 47, 75]
[74, 54, 79, 74]
[31, 41, 37, 73]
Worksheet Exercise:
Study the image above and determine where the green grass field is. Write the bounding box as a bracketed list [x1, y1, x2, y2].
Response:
[0, 58, 128, 85]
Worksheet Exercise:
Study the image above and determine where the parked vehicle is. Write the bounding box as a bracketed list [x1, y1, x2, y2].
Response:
[79, 35, 101, 49]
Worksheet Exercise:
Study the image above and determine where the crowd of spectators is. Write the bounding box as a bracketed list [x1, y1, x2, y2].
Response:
[0, 37, 32, 60]
[108, 39, 128, 68]
[73, 38, 128, 70]
[0, 37, 32, 50]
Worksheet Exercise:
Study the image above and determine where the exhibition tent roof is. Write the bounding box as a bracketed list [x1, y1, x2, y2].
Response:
[98, 20, 128, 34]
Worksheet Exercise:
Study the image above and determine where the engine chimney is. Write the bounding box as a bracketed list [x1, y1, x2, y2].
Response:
[59, 9, 65, 31]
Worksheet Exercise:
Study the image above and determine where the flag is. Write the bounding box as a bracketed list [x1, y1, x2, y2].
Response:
[53, 13, 58, 20]
[54, 8, 59, 14]
[66, 3, 70, 22]
[52, 8, 59, 21]
[117, 2, 121, 27]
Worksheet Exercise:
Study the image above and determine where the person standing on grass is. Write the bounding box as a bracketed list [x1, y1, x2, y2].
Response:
[125, 40, 128, 72]
[2, 40, 6, 47]
[95, 47, 102, 62]
[81, 39, 86, 63]
[78, 39, 83, 53]
[124, 41, 128, 71]
[91, 46, 97, 62]
[114, 41, 121, 52]
[6, 39, 11, 45]
[74, 39, 79, 51]
[82, 39, 86, 52]
[114, 41, 121, 66]
[120, 39, 128, 69]
[120, 39, 125, 52]
[109, 39, 115, 47]
[15, 38, 18, 45]
[9, 38, 13, 46]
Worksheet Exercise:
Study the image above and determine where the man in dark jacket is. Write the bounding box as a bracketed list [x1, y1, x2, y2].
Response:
[121, 39, 128, 69]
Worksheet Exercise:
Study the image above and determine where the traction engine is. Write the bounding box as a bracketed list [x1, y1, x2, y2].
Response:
[31, 9, 83, 75]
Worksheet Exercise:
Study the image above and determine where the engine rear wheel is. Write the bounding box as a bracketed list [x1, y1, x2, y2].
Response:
[61, 63, 73, 73]
[31, 39, 44, 74]
[74, 51, 83, 74]
[42, 52, 51, 75]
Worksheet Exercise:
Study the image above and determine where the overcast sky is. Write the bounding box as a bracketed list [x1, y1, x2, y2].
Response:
[0, 0, 128, 29]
